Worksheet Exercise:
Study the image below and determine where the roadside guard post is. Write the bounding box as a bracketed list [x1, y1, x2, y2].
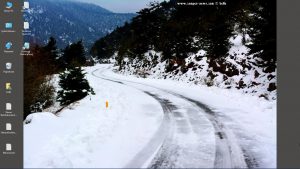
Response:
[106, 100, 109, 109]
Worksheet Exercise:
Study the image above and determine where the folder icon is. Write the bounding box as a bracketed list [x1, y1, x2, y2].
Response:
[6, 144, 12, 151]
[6, 83, 12, 90]
[6, 123, 12, 131]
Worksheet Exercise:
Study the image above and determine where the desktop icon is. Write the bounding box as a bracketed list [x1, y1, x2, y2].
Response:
[24, 2, 30, 9]
[6, 123, 12, 131]
[6, 103, 12, 111]
[5, 42, 12, 50]
[6, 144, 12, 151]
[6, 2, 13, 9]
[5, 22, 13, 29]
[6, 83, 12, 90]
[23, 42, 30, 50]
[24, 22, 29, 29]
[6, 62, 12, 70]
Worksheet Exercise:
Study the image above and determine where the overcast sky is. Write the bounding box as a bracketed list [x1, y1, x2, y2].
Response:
[70, 0, 164, 13]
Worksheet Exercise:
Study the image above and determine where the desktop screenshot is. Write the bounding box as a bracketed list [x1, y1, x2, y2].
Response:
[0, 0, 298, 168]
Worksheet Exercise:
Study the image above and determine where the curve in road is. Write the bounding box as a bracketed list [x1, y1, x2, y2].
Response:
[91, 67, 258, 168]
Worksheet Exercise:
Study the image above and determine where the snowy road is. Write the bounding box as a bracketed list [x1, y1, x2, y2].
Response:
[24, 64, 276, 168]
[91, 66, 257, 168]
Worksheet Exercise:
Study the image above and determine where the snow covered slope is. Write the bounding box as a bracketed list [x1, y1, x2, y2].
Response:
[117, 34, 277, 100]
[24, 66, 164, 168]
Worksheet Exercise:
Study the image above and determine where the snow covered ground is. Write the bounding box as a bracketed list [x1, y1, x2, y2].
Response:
[24, 66, 164, 168]
[24, 64, 276, 168]
[96, 64, 276, 167]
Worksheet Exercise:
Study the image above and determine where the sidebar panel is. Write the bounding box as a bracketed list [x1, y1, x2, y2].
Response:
[0, 1, 23, 168]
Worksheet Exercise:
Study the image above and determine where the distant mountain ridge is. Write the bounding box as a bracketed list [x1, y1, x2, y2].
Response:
[24, 0, 135, 49]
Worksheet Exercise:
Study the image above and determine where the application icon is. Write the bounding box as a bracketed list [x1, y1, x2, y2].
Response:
[6, 83, 12, 90]
[6, 144, 12, 151]
[5, 22, 13, 29]
[6, 123, 12, 131]
[5, 42, 12, 50]
[24, 2, 29, 9]
[6, 2, 13, 9]
[6, 103, 12, 111]
[24, 22, 29, 29]
[6, 62, 12, 70]
[23, 42, 30, 50]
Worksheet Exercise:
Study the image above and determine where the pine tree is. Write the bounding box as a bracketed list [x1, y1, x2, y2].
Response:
[62, 40, 86, 67]
[204, 5, 233, 60]
[44, 37, 58, 55]
[57, 67, 95, 106]
[247, 0, 276, 68]
[42, 37, 61, 72]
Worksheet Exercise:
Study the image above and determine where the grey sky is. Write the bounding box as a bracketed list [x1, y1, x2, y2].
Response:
[70, 0, 164, 13]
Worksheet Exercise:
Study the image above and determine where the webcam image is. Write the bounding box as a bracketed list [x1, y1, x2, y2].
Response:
[21, 0, 276, 168]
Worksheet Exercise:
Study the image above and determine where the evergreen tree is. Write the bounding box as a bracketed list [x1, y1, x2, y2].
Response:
[42, 37, 61, 72]
[206, 16, 232, 59]
[247, 0, 276, 68]
[62, 40, 86, 67]
[201, 3, 234, 60]
[44, 37, 58, 55]
[57, 67, 95, 106]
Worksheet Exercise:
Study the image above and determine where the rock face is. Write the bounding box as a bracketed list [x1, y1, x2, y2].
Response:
[25, 0, 135, 49]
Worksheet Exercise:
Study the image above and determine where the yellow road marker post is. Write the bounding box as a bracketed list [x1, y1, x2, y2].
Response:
[106, 100, 109, 109]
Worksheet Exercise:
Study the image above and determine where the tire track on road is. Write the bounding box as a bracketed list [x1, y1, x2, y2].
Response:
[91, 67, 258, 168]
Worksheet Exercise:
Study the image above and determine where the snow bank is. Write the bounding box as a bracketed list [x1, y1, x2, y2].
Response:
[24, 66, 164, 168]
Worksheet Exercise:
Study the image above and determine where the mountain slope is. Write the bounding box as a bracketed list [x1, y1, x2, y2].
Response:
[24, 0, 135, 49]
[91, 0, 276, 99]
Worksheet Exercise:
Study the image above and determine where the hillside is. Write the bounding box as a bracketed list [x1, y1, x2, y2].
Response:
[24, 0, 135, 49]
[91, 0, 276, 99]
[23, 1, 276, 167]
